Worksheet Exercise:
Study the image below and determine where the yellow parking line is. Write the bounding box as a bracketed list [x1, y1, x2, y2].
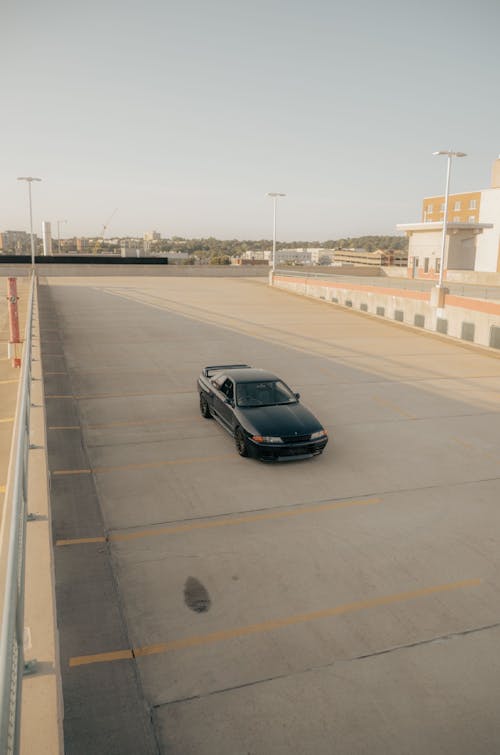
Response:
[52, 469, 92, 476]
[50, 417, 200, 430]
[56, 497, 382, 547]
[57, 536, 106, 546]
[45, 390, 195, 401]
[87, 417, 202, 430]
[0, 417, 14, 424]
[373, 396, 416, 419]
[109, 497, 382, 543]
[0, 485, 5, 494]
[52, 454, 234, 477]
[71, 649, 133, 666]
[0, 379, 19, 385]
[69, 578, 481, 667]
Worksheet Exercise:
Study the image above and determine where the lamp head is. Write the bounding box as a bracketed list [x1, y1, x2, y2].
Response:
[432, 151, 467, 158]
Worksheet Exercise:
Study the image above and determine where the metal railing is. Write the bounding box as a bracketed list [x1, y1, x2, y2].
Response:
[0, 274, 36, 754]
[274, 267, 500, 300]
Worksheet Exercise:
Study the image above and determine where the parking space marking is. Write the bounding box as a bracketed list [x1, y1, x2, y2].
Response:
[52, 468, 92, 476]
[0, 485, 5, 494]
[70, 649, 133, 666]
[69, 578, 481, 668]
[372, 396, 416, 419]
[56, 536, 106, 546]
[0, 417, 14, 424]
[45, 389, 195, 400]
[55, 497, 382, 547]
[52, 453, 235, 477]
[48, 426, 80, 431]
[0, 379, 19, 385]
[49, 417, 204, 432]
[87, 417, 203, 430]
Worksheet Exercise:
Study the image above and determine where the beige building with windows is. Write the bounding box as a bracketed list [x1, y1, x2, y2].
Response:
[398, 157, 500, 278]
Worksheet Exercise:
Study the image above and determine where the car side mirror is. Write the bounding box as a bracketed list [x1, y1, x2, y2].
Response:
[225, 397, 234, 406]
[295, 392, 300, 400]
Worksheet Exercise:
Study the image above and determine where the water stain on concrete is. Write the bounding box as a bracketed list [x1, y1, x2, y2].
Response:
[184, 577, 211, 613]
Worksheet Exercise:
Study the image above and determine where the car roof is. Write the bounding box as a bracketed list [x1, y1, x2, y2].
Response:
[213, 368, 279, 383]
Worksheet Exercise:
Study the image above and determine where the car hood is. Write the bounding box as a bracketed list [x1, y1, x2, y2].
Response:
[236, 402, 323, 437]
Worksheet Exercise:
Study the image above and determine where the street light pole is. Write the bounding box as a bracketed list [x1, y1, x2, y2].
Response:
[56, 219, 67, 254]
[432, 151, 466, 288]
[17, 177, 42, 266]
[266, 192, 286, 275]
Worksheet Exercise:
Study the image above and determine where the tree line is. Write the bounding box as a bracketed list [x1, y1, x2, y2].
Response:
[152, 235, 407, 258]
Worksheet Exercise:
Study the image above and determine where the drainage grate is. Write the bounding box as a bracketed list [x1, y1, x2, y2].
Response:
[461, 322, 475, 342]
[345, 300, 353, 307]
[331, 296, 338, 303]
[376, 306, 385, 317]
[414, 314, 425, 328]
[394, 310, 404, 322]
[436, 318, 448, 334]
[360, 303, 368, 312]
[489, 325, 500, 349]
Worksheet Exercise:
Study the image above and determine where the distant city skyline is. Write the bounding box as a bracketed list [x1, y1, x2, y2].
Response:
[2, 0, 499, 241]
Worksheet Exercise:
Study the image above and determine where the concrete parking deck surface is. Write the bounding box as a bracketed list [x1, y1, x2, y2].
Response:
[39, 275, 500, 754]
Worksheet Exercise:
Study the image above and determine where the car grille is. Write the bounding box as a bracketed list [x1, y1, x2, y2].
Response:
[281, 433, 311, 444]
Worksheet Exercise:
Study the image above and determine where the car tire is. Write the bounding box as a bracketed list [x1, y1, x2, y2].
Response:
[235, 427, 249, 457]
[199, 393, 212, 418]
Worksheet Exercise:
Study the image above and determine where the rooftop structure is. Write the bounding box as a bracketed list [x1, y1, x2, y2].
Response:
[398, 156, 500, 278]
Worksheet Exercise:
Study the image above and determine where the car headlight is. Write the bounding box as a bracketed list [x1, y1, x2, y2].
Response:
[251, 435, 283, 444]
[310, 429, 327, 439]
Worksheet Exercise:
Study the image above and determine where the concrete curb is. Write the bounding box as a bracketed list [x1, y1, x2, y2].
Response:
[20, 280, 63, 754]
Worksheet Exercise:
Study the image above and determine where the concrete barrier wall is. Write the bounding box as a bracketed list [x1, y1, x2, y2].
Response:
[0, 264, 269, 278]
[273, 273, 500, 351]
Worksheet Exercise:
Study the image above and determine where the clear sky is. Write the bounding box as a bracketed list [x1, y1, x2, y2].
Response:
[2, 0, 499, 241]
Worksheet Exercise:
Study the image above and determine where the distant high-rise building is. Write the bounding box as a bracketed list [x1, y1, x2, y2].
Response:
[76, 238, 90, 251]
[144, 231, 161, 242]
[42, 221, 52, 255]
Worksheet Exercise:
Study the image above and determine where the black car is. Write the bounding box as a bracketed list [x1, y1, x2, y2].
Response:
[197, 364, 328, 461]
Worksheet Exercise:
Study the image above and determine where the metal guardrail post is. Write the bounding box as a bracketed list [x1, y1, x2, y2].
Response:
[0, 274, 35, 754]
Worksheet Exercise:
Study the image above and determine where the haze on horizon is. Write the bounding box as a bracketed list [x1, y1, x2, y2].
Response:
[2, 0, 499, 241]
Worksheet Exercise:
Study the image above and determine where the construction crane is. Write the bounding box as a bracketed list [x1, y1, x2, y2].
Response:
[92, 208, 118, 254]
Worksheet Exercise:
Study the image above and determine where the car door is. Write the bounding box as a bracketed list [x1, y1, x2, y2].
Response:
[212, 377, 235, 430]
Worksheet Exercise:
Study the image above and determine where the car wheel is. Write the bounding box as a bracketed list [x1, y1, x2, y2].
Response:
[235, 427, 249, 457]
[199, 393, 212, 418]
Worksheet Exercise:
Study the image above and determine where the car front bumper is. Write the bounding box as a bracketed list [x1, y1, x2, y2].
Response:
[248, 437, 328, 462]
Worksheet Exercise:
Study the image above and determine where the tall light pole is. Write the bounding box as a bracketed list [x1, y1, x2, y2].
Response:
[266, 192, 286, 275]
[56, 219, 67, 254]
[17, 177, 42, 266]
[432, 150, 466, 288]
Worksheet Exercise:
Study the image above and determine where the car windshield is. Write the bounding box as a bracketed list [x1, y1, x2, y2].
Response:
[236, 380, 297, 407]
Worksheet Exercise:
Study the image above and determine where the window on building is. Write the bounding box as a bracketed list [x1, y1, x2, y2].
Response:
[468, 216, 475, 223]
[414, 257, 419, 269]
[427, 204, 433, 213]
[424, 258, 429, 273]
[454, 201, 461, 210]
[440, 203, 446, 211]
[469, 199, 477, 209]
[453, 216, 460, 223]
[436, 259, 441, 274]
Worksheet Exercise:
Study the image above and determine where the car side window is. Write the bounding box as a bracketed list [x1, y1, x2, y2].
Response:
[220, 378, 234, 401]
